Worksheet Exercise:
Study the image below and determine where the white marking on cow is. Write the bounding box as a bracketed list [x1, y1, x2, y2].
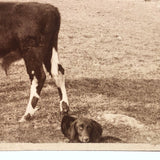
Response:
[50, 47, 69, 111]
[59, 76, 69, 111]
[31, 70, 34, 75]
[30, 76, 40, 99]
[19, 76, 40, 122]
[42, 63, 48, 75]
[54, 74, 69, 112]
[51, 47, 59, 76]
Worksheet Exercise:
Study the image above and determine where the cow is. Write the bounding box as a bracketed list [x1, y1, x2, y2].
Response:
[0, 2, 69, 122]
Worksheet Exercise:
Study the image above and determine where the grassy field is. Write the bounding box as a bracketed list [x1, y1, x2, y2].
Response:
[1, 0, 160, 144]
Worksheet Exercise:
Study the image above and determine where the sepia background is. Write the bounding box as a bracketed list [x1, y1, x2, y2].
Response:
[0, 0, 160, 145]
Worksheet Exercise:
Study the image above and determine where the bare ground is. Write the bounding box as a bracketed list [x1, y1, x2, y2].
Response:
[1, 0, 160, 144]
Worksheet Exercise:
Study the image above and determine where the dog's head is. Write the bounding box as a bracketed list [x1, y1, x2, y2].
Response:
[70, 118, 92, 142]
[61, 115, 102, 143]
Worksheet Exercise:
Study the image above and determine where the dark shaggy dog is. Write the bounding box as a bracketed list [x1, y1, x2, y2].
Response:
[61, 115, 102, 143]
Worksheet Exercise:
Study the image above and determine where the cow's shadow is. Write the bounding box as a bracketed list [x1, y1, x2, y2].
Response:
[65, 77, 160, 104]
[46, 77, 160, 126]
[2, 77, 160, 105]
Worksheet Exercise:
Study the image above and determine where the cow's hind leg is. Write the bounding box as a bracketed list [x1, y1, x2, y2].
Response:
[51, 48, 69, 114]
[19, 49, 46, 122]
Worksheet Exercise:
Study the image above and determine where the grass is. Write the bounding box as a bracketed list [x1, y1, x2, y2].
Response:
[1, 0, 160, 144]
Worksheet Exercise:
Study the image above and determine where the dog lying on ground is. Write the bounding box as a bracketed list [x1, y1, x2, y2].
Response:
[61, 115, 102, 143]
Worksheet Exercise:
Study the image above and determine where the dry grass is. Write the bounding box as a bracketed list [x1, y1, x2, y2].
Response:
[1, 0, 160, 144]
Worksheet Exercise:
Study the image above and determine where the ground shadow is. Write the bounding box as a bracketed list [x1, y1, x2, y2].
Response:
[65, 78, 160, 125]
[1, 77, 160, 124]
[65, 78, 160, 104]
[0, 77, 160, 143]
[100, 136, 123, 143]
[2, 77, 160, 104]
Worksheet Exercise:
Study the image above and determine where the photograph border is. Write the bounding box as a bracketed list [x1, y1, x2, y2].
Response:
[0, 143, 160, 151]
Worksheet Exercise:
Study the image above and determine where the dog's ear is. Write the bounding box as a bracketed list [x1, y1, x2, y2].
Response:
[61, 115, 76, 138]
[69, 120, 78, 142]
[90, 120, 103, 142]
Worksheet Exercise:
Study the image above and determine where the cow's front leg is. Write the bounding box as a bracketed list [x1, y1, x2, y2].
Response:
[51, 48, 69, 114]
[19, 51, 46, 122]
[55, 64, 69, 114]
[19, 77, 40, 122]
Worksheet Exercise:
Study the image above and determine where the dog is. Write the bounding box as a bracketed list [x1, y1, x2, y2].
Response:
[61, 115, 102, 143]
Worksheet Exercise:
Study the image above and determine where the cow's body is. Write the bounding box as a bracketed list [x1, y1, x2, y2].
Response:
[0, 2, 69, 122]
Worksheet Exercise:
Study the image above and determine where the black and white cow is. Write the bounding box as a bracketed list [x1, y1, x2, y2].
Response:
[0, 2, 69, 122]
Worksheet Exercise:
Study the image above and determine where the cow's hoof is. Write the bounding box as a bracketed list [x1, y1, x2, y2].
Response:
[18, 113, 32, 122]
[35, 106, 41, 111]
[19, 116, 27, 123]
[61, 101, 69, 115]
